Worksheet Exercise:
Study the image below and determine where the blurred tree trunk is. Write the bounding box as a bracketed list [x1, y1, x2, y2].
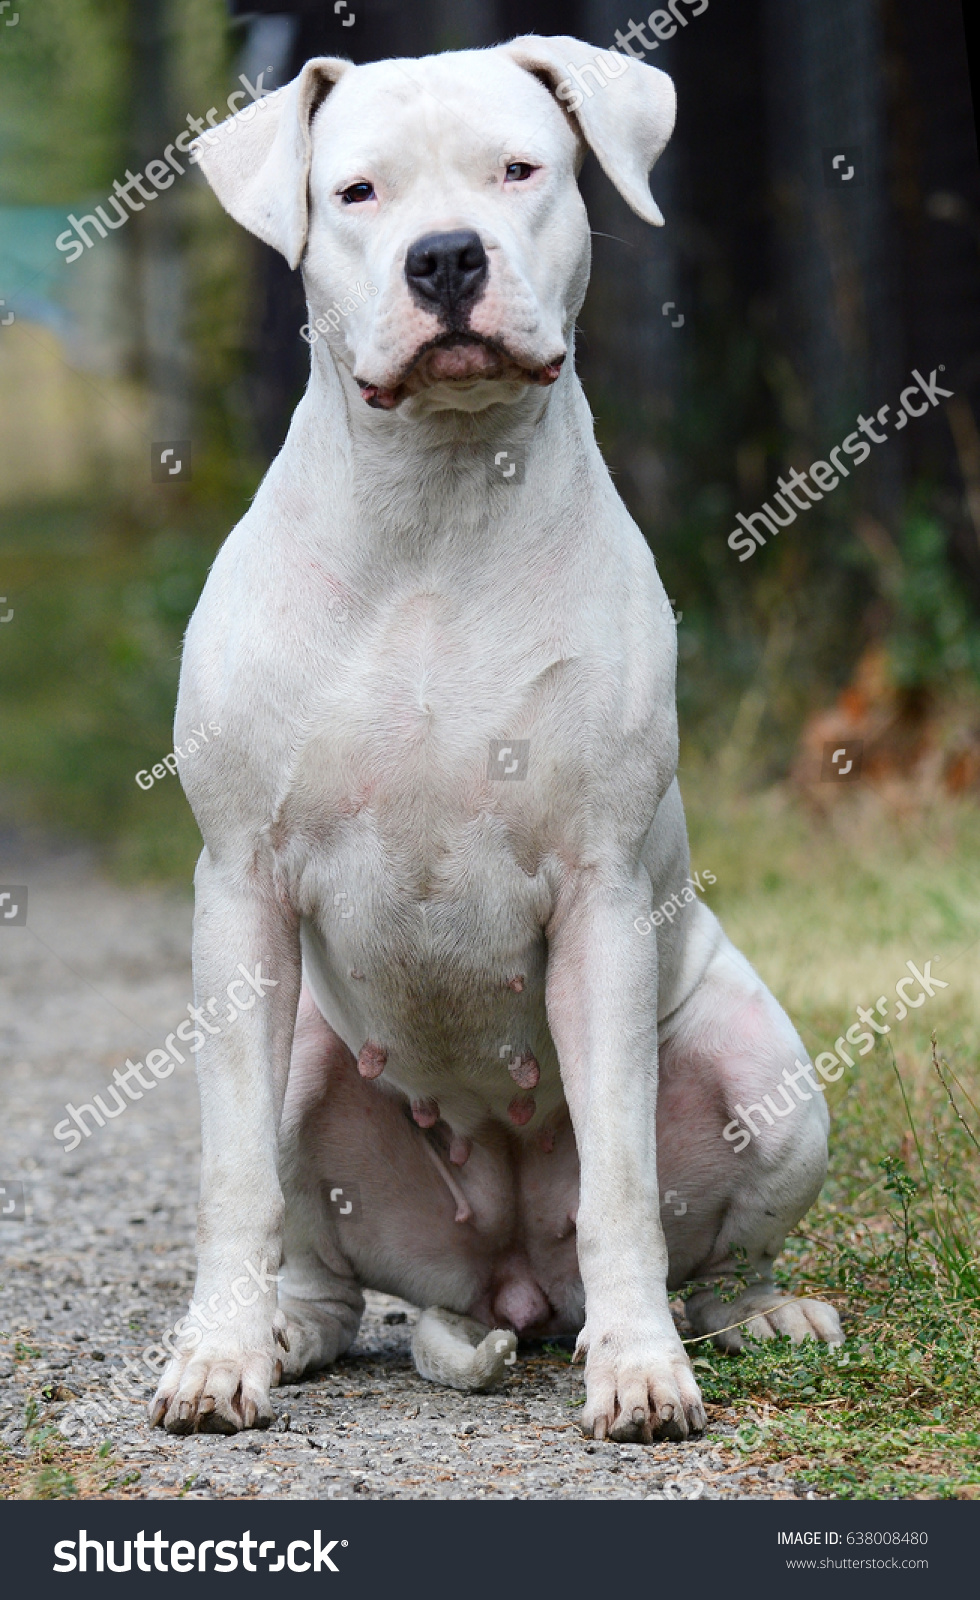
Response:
[762, 0, 902, 524]
[127, 0, 191, 445]
[576, 0, 680, 532]
[885, 0, 980, 600]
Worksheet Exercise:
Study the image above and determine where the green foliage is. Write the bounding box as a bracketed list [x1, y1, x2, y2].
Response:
[887, 513, 980, 689]
[0, 502, 221, 879]
[0, 0, 130, 203]
[694, 1033, 980, 1498]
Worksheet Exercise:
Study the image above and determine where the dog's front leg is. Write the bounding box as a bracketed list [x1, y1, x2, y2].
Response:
[546, 868, 705, 1442]
[151, 850, 301, 1434]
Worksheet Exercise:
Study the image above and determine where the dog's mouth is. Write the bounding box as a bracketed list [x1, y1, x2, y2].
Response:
[355, 334, 565, 410]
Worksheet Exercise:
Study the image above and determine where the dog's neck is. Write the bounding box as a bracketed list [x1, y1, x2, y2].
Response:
[274, 334, 596, 557]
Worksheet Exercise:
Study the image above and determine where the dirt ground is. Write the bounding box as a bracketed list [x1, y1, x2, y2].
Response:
[0, 841, 814, 1501]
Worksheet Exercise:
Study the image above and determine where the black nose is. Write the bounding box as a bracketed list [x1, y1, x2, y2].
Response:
[405, 229, 488, 316]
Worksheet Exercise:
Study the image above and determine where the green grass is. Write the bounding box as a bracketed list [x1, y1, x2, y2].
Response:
[682, 772, 980, 1498]
[0, 1398, 122, 1500]
[688, 1052, 980, 1498]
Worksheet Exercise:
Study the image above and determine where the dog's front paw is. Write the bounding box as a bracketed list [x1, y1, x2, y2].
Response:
[150, 1321, 287, 1435]
[577, 1321, 705, 1443]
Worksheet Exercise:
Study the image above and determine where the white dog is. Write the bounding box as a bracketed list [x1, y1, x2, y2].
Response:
[152, 36, 842, 1442]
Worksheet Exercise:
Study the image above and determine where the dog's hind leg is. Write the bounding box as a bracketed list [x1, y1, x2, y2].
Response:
[655, 909, 844, 1354]
[276, 990, 366, 1380]
[277, 1135, 365, 1380]
[276, 1245, 364, 1381]
[411, 1307, 517, 1392]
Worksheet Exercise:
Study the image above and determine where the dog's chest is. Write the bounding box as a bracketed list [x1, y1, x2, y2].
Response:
[268, 587, 572, 1103]
[281, 585, 574, 883]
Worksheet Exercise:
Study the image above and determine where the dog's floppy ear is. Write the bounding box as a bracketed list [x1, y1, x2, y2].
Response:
[192, 57, 352, 268]
[502, 35, 675, 226]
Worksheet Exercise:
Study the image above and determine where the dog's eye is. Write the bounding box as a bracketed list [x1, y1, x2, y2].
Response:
[504, 162, 537, 183]
[340, 182, 376, 204]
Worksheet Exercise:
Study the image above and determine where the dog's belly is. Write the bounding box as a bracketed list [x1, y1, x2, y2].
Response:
[294, 821, 565, 1138]
[285, 991, 584, 1333]
[285, 993, 728, 1335]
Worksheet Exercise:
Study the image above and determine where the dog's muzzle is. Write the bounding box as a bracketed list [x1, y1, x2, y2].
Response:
[405, 229, 488, 319]
[355, 228, 564, 409]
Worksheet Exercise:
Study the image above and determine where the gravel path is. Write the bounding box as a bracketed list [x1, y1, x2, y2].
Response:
[1, 843, 809, 1501]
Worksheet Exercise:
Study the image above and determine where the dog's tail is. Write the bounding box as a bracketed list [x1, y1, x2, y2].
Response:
[411, 1307, 517, 1391]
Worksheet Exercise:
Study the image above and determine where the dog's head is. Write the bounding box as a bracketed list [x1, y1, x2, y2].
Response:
[195, 38, 675, 414]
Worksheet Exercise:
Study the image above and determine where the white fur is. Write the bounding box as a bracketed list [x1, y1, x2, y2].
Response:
[411, 1310, 517, 1392]
[151, 39, 840, 1442]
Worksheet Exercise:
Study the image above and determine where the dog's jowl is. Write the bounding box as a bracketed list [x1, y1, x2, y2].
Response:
[152, 36, 842, 1442]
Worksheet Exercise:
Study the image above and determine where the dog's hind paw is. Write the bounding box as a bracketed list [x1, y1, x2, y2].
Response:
[411, 1306, 517, 1391]
[684, 1285, 844, 1354]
